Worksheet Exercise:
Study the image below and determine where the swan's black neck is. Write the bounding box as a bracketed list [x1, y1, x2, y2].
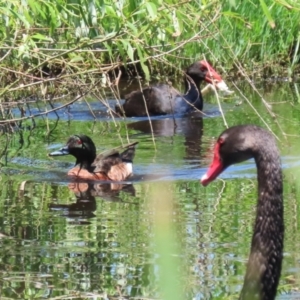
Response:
[240, 146, 283, 300]
[183, 75, 203, 111]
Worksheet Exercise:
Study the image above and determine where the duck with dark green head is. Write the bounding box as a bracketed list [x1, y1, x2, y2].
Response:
[49, 135, 138, 181]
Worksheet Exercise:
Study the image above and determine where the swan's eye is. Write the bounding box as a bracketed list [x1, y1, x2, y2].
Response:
[200, 66, 207, 72]
[218, 137, 225, 145]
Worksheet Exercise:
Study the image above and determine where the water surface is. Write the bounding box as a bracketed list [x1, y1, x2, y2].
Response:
[0, 80, 300, 299]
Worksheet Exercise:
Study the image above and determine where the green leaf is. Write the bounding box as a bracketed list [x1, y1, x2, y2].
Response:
[93, 31, 117, 42]
[27, 0, 39, 15]
[145, 2, 157, 20]
[121, 40, 134, 61]
[31, 34, 53, 41]
[128, 44, 134, 62]
[126, 21, 138, 35]
[6, 7, 31, 28]
[116, 42, 126, 62]
[103, 41, 113, 59]
[259, 0, 275, 28]
[70, 55, 84, 62]
[136, 44, 150, 81]
[105, 5, 118, 17]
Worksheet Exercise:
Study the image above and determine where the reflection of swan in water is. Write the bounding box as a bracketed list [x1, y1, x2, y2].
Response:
[128, 115, 203, 161]
[49, 182, 135, 224]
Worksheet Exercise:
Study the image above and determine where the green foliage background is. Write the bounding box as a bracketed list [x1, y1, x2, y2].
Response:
[0, 0, 299, 88]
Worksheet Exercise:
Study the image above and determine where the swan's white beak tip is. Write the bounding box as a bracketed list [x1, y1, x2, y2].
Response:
[200, 174, 209, 186]
[216, 80, 234, 96]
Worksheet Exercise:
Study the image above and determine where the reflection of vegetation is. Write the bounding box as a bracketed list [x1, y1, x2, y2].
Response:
[0, 179, 154, 299]
[0, 177, 299, 299]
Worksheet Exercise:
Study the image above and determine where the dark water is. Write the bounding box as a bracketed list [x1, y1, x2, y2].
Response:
[1, 81, 300, 299]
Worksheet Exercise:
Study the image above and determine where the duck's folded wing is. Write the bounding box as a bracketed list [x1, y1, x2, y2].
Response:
[92, 142, 138, 174]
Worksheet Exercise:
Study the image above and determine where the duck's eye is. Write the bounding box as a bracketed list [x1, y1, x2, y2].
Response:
[77, 139, 82, 145]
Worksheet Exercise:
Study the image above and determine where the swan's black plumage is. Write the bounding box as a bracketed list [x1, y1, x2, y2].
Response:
[201, 125, 283, 300]
[115, 60, 224, 117]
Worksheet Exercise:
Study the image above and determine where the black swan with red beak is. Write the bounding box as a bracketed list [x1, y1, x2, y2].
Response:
[201, 125, 283, 300]
[116, 60, 229, 117]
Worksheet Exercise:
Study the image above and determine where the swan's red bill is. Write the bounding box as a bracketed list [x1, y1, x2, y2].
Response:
[200, 140, 224, 186]
[200, 60, 223, 84]
[201, 162, 224, 186]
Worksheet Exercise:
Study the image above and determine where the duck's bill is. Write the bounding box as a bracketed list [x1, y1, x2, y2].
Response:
[49, 147, 69, 156]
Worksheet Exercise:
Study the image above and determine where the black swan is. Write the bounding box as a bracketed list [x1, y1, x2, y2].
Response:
[201, 125, 283, 300]
[115, 60, 230, 117]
